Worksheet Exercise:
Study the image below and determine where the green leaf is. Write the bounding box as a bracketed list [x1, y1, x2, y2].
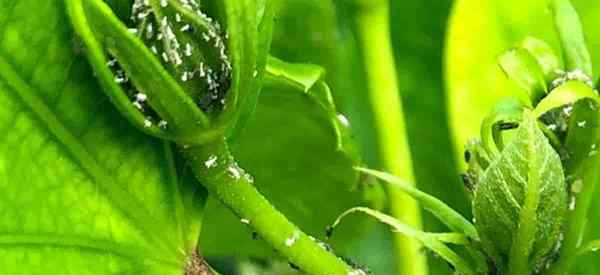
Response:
[199, 58, 380, 257]
[0, 0, 206, 274]
[330, 207, 477, 275]
[473, 111, 567, 273]
[498, 48, 548, 103]
[520, 37, 563, 84]
[577, 239, 600, 256]
[533, 80, 600, 117]
[551, 0, 593, 76]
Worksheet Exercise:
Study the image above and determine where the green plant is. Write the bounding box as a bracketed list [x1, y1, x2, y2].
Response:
[5, 0, 600, 274]
[329, 0, 600, 274]
[0, 0, 382, 274]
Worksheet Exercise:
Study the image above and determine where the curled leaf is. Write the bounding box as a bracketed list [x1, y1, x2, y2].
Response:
[498, 48, 548, 103]
[520, 37, 563, 83]
[480, 97, 526, 158]
[533, 80, 599, 117]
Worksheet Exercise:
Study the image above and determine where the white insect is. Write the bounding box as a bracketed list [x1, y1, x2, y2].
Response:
[143, 119, 152, 128]
[285, 231, 300, 247]
[227, 165, 241, 179]
[158, 120, 168, 129]
[204, 155, 218, 168]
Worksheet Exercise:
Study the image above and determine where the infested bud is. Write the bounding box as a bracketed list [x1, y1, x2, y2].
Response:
[67, 0, 274, 145]
[472, 111, 567, 273]
[130, 0, 231, 113]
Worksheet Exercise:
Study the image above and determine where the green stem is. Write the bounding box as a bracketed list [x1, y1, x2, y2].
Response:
[352, 1, 426, 275]
[548, 147, 600, 275]
[182, 138, 352, 275]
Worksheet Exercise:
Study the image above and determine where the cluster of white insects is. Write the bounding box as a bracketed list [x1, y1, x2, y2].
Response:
[551, 68, 595, 89]
[108, 0, 233, 129]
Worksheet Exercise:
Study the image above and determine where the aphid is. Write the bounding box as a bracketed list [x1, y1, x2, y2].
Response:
[285, 231, 299, 247]
[463, 149, 471, 163]
[325, 225, 334, 238]
[204, 155, 218, 168]
[135, 93, 147, 102]
[499, 121, 519, 130]
[460, 173, 475, 191]
[337, 114, 350, 127]
[132, 101, 143, 110]
[571, 179, 583, 194]
[227, 165, 241, 179]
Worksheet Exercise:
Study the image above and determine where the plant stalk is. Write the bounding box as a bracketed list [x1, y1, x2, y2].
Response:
[351, 1, 427, 275]
[548, 143, 600, 274]
[182, 138, 352, 275]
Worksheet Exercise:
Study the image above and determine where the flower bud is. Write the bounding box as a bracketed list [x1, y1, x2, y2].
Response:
[130, 0, 231, 114]
[472, 111, 567, 273]
[67, 0, 273, 145]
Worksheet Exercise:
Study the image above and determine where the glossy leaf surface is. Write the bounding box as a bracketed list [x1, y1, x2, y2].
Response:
[0, 0, 206, 274]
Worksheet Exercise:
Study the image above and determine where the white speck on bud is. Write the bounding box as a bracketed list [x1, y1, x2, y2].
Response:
[577, 120, 587, 128]
[589, 144, 598, 157]
[285, 231, 300, 247]
[552, 69, 595, 89]
[160, 0, 167, 7]
[227, 164, 241, 179]
[244, 173, 254, 183]
[135, 93, 147, 102]
[253, 70, 258, 78]
[146, 23, 154, 39]
[563, 105, 574, 117]
[132, 101, 143, 110]
[107, 59, 117, 67]
[337, 114, 350, 127]
[158, 120, 168, 129]
[240, 218, 250, 225]
[184, 43, 193, 57]
[114, 75, 127, 83]
[571, 179, 583, 194]
[202, 32, 210, 42]
[547, 124, 557, 131]
[144, 119, 152, 128]
[204, 155, 218, 168]
[348, 269, 368, 275]
[569, 196, 576, 210]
